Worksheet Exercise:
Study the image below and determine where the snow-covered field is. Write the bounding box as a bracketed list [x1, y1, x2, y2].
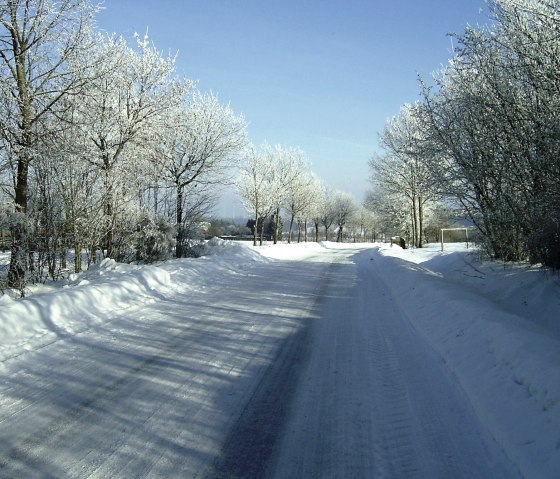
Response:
[0, 239, 559, 477]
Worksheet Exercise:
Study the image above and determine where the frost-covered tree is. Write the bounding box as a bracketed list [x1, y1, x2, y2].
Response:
[266, 144, 306, 244]
[365, 185, 409, 240]
[36, 124, 105, 273]
[320, 188, 337, 241]
[353, 206, 377, 243]
[331, 191, 358, 242]
[293, 174, 325, 243]
[0, 0, 99, 286]
[419, 0, 560, 264]
[284, 158, 313, 243]
[304, 177, 326, 242]
[237, 144, 275, 246]
[76, 33, 185, 259]
[151, 90, 246, 257]
[371, 103, 438, 248]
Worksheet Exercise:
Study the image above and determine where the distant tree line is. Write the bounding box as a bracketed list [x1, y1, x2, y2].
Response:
[206, 219, 251, 239]
[369, 0, 560, 268]
[236, 142, 374, 246]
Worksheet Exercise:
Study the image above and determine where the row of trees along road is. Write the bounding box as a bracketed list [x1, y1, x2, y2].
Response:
[0, 0, 367, 295]
[369, 0, 560, 268]
[0, 0, 247, 292]
[236, 142, 373, 246]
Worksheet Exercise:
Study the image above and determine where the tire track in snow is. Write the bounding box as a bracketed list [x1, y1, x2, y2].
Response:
[204, 260, 334, 479]
[0, 247, 523, 478]
[0, 253, 333, 478]
[366, 249, 521, 478]
[371, 334, 420, 478]
[267, 248, 521, 478]
[0, 319, 198, 478]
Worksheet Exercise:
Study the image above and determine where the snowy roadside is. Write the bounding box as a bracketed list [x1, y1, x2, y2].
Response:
[375, 243, 560, 478]
[0, 238, 268, 364]
[0, 259, 176, 363]
[1, 238, 559, 477]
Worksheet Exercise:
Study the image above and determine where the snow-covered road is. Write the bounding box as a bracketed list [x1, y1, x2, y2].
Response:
[0, 252, 318, 477]
[266, 248, 520, 478]
[0, 242, 546, 477]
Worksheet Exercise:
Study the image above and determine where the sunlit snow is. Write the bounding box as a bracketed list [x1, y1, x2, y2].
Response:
[0, 239, 558, 477]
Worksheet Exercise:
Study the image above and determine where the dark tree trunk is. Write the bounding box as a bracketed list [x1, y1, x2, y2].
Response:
[74, 241, 82, 273]
[418, 194, 424, 248]
[259, 217, 266, 246]
[8, 142, 31, 288]
[288, 214, 295, 243]
[175, 184, 184, 258]
[252, 213, 258, 246]
[273, 207, 281, 244]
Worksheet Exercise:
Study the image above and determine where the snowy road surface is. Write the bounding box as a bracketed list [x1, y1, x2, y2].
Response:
[0, 244, 524, 477]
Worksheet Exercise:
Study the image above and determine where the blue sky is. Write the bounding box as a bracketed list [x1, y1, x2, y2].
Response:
[96, 1, 489, 217]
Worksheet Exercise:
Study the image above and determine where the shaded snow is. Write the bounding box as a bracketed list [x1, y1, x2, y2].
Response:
[0, 239, 559, 477]
[0, 259, 174, 361]
[376, 242, 560, 477]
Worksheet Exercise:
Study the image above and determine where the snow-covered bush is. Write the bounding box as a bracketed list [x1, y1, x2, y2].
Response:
[132, 214, 176, 263]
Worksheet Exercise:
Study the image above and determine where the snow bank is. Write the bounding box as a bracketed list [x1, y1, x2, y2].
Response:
[382, 243, 560, 337]
[376, 243, 560, 478]
[0, 239, 267, 362]
[0, 259, 172, 361]
[203, 236, 267, 263]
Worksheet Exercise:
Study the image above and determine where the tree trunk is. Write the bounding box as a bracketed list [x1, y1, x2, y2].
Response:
[8, 236, 26, 290]
[74, 241, 82, 273]
[288, 214, 295, 243]
[8, 135, 31, 288]
[259, 217, 266, 246]
[175, 184, 184, 258]
[273, 207, 280, 244]
[411, 196, 418, 248]
[252, 213, 258, 247]
[418, 194, 424, 248]
[60, 243, 67, 270]
[103, 161, 116, 259]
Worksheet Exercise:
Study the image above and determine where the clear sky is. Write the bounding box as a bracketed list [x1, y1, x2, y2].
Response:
[96, 0, 490, 218]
